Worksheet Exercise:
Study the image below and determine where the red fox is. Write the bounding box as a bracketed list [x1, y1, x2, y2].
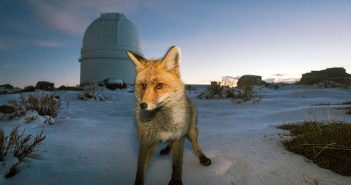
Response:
[126, 46, 211, 185]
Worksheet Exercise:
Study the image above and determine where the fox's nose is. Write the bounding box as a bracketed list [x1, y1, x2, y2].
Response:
[140, 102, 148, 110]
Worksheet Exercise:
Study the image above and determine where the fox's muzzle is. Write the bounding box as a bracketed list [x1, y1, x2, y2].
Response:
[140, 102, 148, 110]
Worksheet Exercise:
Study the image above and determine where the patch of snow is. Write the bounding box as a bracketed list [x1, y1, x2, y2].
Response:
[0, 86, 350, 184]
[107, 79, 124, 85]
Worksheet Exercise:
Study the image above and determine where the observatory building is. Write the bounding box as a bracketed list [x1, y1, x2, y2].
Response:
[79, 13, 142, 86]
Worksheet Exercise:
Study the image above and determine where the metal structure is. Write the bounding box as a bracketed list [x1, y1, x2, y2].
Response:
[79, 13, 142, 85]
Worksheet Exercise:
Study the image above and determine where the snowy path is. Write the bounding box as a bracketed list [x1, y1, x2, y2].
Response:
[1, 86, 351, 185]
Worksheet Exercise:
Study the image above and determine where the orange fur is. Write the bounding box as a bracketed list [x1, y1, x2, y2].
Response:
[126, 46, 211, 185]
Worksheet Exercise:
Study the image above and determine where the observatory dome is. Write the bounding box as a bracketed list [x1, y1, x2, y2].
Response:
[79, 13, 142, 85]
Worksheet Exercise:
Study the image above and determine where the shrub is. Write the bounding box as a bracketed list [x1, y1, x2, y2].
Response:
[207, 81, 223, 98]
[241, 84, 254, 101]
[26, 94, 60, 118]
[278, 121, 351, 176]
[197, 81, 260, 103]
[4, 96, 27, 119]
[186, 85, 195, 92]
[264, 83, 281, 89]
[0, 127, 46, 178]
[1, 94, 60, 119]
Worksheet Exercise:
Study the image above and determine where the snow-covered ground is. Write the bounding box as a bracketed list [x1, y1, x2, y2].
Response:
[1, 86, 351, 185]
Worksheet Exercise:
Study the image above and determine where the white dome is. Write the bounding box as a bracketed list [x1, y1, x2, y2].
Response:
[79, 13, 142, 85]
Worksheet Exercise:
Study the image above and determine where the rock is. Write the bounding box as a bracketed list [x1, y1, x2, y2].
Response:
[100, 78, 127, 90]
[23, 110, 39, 123]
[318, 78, 351, 88]
[22, 85, 36, 92]
[57, 85, 82, 91]
[0, 105, 15, 114]
[0, 84, 13, 89]
[237, 75, 263, 88]
[36, 81, 54, 91]
[299, 67, 351, 85]
[0, 84, 20, 94]
[44, 116, 55, 125]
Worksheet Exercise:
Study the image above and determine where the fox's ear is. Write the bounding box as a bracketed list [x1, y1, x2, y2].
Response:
[126, 50, 145, 69]
[162, 46, 181, 71]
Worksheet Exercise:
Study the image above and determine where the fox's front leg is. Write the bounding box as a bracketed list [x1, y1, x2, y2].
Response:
[169, 138, 184, 185]
[135, 143, 157, 185]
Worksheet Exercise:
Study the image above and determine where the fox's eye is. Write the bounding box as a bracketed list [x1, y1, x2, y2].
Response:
[155, 83, 164, 89]
[140, 83, 147, 90]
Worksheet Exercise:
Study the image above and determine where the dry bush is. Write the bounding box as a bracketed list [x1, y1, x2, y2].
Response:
[197, 81, 260, 103]
[25, 94, 60, 118]
[278, 121, 351, 176]
[1, 94, 60, 121]
[5, 96, 27, 119]
[0, 127, 46, 178]
[207, 81, 224, 98]
[197, 81, 224, 99]
[13, 131, 46, 162]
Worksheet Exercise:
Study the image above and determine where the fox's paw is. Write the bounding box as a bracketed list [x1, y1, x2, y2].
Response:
[159, 145, 171, 155]
[199, 154, 212, 166]
[168, 179, 182, 185]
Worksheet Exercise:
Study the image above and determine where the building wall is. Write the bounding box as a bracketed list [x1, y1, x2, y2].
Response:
[79, 13, 141, 86]
[80, 58, 135, 86]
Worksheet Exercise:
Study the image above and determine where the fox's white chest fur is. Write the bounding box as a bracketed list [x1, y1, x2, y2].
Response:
[136, 96, 192, 144]
[159, 131, 181, 142]
[158, 104, 187, 142]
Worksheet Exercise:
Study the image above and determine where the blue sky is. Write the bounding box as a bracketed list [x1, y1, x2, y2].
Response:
[0, 0, 350, 87]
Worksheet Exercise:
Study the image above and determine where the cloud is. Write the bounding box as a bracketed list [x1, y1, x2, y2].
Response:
[27, 0, 141, 36]
[35, 40, 62, 48]
[263, 77, 299, 83]
[273, 73, 285, 77]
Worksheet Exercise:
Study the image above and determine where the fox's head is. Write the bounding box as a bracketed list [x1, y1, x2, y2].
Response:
[126, 46, 185, 111]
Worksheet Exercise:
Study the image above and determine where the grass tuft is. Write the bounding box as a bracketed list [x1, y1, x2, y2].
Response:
[0, 127, 46, 178]
[277, 121, 351, 176]
[26, 94, 60, 118]
[4, 94, 60, 119]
